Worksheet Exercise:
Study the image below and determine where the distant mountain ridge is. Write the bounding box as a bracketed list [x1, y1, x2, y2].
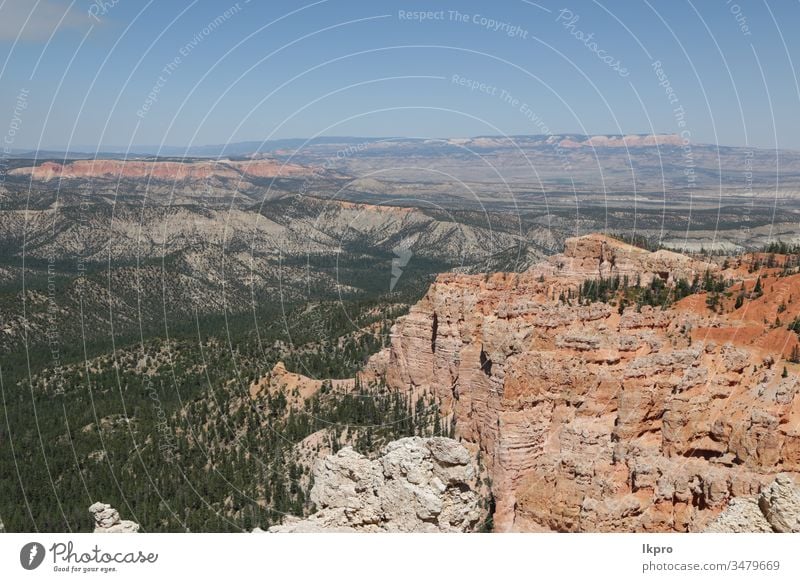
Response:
[8, 133, 794, 160]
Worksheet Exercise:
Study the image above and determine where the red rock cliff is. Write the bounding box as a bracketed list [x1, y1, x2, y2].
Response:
[368, 234, 800, 532]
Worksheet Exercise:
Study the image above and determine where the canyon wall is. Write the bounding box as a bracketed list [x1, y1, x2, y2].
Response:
[368, 234, 800, 531]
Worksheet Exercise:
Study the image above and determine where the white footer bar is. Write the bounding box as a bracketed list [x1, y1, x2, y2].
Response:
[1, 533, 797, 581]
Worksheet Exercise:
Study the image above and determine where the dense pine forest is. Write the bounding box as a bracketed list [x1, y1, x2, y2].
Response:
[0, 266, 442, 532]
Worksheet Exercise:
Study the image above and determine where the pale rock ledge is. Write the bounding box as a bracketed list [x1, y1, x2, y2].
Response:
[268, 437, 487, 533]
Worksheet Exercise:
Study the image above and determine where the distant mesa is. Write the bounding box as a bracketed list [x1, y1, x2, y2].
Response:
[10, 158, 311, 182]
[557, 133, 683, 148]
[442, 133, 684, 149]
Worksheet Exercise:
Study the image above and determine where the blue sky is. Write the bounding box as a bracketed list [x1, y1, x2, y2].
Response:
[1, 0, 798, 150]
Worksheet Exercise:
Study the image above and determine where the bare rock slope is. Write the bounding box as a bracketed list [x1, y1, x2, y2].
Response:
[269, 437, 487, 532]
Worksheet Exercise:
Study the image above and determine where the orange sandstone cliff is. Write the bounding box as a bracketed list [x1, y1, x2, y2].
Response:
[364, 234, 800, 532]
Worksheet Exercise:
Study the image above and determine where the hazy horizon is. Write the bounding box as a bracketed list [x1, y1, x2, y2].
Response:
[10, 132, 800, 158]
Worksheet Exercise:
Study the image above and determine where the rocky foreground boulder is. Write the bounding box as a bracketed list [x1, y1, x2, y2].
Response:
[89, 502, 140, 533]
[706, 474, 800, 532]
[268, 437, 487, 532]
